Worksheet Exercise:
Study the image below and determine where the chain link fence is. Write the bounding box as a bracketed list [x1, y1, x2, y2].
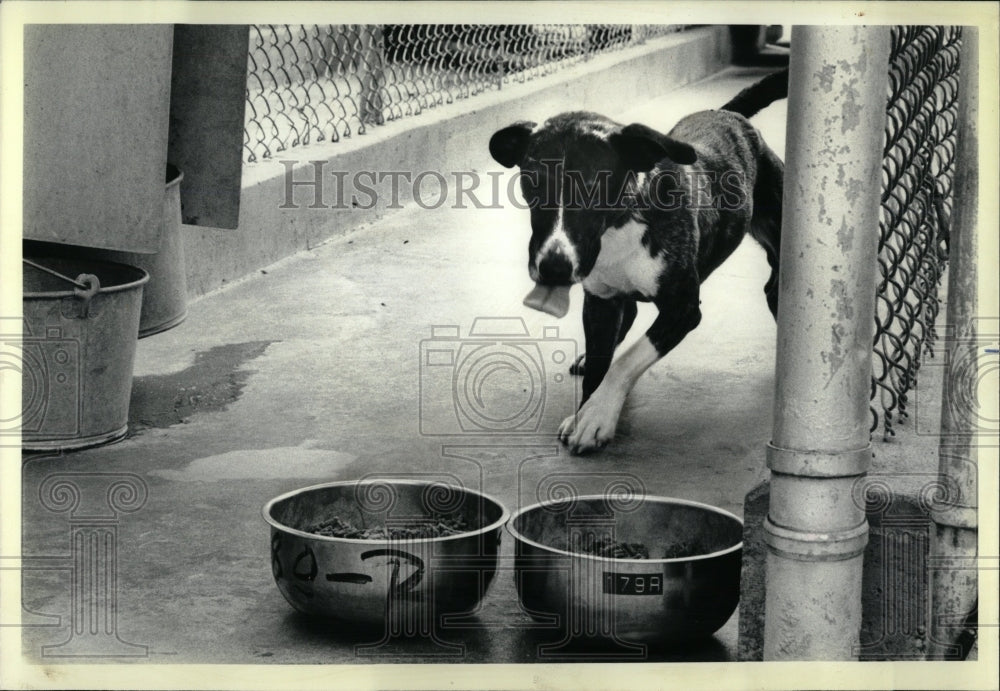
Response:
[243, 24, 686, 163]
[872, 25, 962, 439]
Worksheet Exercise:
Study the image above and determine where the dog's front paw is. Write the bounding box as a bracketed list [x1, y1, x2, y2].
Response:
[558, 394, 623, 455]
[569, 354, 586, 376]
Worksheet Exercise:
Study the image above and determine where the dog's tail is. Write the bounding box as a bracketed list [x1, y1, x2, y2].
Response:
[720, 68, 789, 118]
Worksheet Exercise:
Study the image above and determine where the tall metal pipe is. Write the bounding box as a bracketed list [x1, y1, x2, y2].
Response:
[763, 25, 890, 660]
[927, 27, 979, 661]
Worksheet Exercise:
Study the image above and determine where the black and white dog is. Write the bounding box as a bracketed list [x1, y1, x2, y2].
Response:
[489, 70, 788, 454]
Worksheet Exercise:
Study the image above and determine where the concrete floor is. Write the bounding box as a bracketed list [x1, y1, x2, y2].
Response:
[22, 67, 810, 664]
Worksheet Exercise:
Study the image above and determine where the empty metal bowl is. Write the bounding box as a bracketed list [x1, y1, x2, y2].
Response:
[507, 495, 742, 642]
[264, 479, 509, 628]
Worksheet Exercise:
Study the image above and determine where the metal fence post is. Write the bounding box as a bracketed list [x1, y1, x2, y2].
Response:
[927, 27, 979, 661]
[763, 25, 890, 660]
[356, 25, 386, 128]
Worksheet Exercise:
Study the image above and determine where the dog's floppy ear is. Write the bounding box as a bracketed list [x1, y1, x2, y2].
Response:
[610, 123, 698, 170]
[489, 121, 536, 168]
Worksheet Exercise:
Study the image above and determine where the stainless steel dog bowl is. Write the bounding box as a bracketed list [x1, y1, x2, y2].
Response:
[507, 495, 742, 642]
[263, 480, 509, 628]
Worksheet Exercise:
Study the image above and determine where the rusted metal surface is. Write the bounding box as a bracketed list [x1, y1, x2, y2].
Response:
[763, 25, 890, 661]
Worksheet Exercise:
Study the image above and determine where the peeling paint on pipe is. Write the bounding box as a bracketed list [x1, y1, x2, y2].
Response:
[763, 26, 890, 661]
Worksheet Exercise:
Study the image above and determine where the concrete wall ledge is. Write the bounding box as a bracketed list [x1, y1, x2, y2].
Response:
[182, 26, 732, 298]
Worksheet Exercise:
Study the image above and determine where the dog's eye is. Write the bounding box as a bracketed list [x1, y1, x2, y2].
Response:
[523, 156, 538, 166]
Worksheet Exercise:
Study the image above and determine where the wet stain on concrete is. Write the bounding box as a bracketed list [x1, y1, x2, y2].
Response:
[129, 341, 275, 432]
[148, 441, 356, 481]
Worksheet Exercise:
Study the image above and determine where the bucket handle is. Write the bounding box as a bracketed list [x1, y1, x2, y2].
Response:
[23, 258, 101, 318]
[73, 274, 101, 318]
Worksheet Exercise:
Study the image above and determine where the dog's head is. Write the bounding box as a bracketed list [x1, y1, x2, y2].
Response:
[489, 112, 697, 286]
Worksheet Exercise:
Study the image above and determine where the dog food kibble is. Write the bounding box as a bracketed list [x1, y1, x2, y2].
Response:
[305, 513, 469, 539]
[572, 534, 651, 559]
[660, 540, 706, 559]
[570, 534, 707, 559]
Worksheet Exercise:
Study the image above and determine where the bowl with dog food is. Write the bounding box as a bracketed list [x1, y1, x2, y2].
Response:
[264, 479, 509, 628]
[507, 495, 742, 643]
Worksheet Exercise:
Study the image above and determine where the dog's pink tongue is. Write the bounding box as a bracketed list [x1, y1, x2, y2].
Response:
[523, 283, 571, 318]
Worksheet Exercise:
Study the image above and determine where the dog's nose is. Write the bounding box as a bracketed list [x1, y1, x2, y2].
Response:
[536, 251, 575, 286]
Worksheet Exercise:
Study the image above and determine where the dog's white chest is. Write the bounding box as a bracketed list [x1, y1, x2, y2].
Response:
[582, 219, 664, 300]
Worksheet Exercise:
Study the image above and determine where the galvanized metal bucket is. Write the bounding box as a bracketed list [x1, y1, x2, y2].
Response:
[99, 165, 188, 337]
[21, 166, 188, 338]
[21, 256, 148, 451]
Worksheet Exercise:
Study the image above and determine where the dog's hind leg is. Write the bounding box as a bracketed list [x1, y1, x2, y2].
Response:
[569, 296, 637, 381]
[751, 148, 784, 319]
[763, 252, 779, 318]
